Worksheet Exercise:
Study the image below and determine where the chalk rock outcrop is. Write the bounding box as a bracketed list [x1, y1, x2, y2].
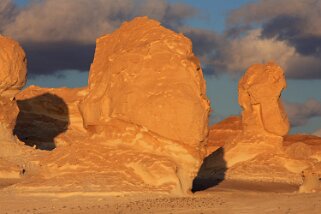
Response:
[0, 35, 27, 99]
[79, 17, 210, 147]
[199, 63, 321, 191]
[238, 62, 289, 136]
[77, 17, 210, 193]
[0, 35, 26, 130]
[0, 35, 26, 139]
[0, 36, 30, 176]
[4, 84, 204, 194]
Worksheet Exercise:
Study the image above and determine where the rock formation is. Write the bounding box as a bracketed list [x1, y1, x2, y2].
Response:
[0, 35, 31, 176]
[0, 17, 210, 194]
[200, 63, 321, 192]
[79, 17, 210, 147]
[0, 35, 27, 131]
[0, 35, 26, 144]
[238, 62, 289, 136]
[0, 35, 27, 100]
[2, 18, 321, 197]
[77, 17, 210, 193]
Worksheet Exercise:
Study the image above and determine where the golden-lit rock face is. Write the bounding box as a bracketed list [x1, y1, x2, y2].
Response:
[75, 17, 210, 193]
[0, 35, 26, 130]
[0, 35, 27, 99]
[2, 19, 321, 196]
[198, 63, 321, 192]
[238, 62, 289, 136]
[79, 17, 210, 147]
[0, 36, 29, 163]
[0, 17, 210, 194]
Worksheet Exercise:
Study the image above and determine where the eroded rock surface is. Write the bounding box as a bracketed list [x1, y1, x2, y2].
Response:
[79, 17, 210, 147]
[5, 83, 206, 194]
[77, 17, 210, 193]
[198, 63, 321, 191]
[0, 35, 31, 177]
[0, 35, 26, 130]
[238, 62, 289, 136]
[1, 17, 210, 194]
[0, 35, 27, 99]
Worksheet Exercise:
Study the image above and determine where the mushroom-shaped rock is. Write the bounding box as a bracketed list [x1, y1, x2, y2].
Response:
[0, 35, 27, 99]
[238, 62, 289, 136]
[79, 17, 210, 147]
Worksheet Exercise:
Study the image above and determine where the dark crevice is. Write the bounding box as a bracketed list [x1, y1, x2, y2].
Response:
[192, 147, 227, 192]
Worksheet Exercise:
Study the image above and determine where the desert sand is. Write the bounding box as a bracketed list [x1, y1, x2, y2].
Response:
[1, 181, 321, 213]
[1, 17, 321, 213]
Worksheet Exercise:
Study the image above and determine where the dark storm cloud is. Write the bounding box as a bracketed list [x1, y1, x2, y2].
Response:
[23, 42, 95, 76]
[180, 27, 225, 75]
[261, 15, 305, 41]
[261, 15, 321, 58]
[0, 0, 197, 76]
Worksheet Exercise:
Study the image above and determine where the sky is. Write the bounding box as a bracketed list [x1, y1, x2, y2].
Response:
[2, 0, 321, 135]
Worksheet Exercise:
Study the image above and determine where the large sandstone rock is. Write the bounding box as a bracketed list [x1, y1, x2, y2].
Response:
[0, 35, 27, 99]
[4, 85, 206, 194]
[0, 35, 26, 142]
[79, 17, 210, 147]
[76, 17, 210, 193]
[0, 35, 26, 130]
[0, 35, 30, 175]
[238, 62, 289, 136]
[9, 118, 197, 194]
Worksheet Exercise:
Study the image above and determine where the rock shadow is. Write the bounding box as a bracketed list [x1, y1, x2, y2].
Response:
[192, 147, 227, 192]
[13, 93, 69, 151]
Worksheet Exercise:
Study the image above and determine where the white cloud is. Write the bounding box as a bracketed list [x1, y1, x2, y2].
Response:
[1, 0, 196, 44]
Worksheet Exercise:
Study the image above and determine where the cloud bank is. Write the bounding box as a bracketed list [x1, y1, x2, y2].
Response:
[0, 0, 196, 76]
[1, 0, 321, 80]
[224, 0, 321, 79]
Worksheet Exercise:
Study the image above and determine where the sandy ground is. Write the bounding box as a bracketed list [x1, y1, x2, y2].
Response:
[1, 180, 321, 214]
